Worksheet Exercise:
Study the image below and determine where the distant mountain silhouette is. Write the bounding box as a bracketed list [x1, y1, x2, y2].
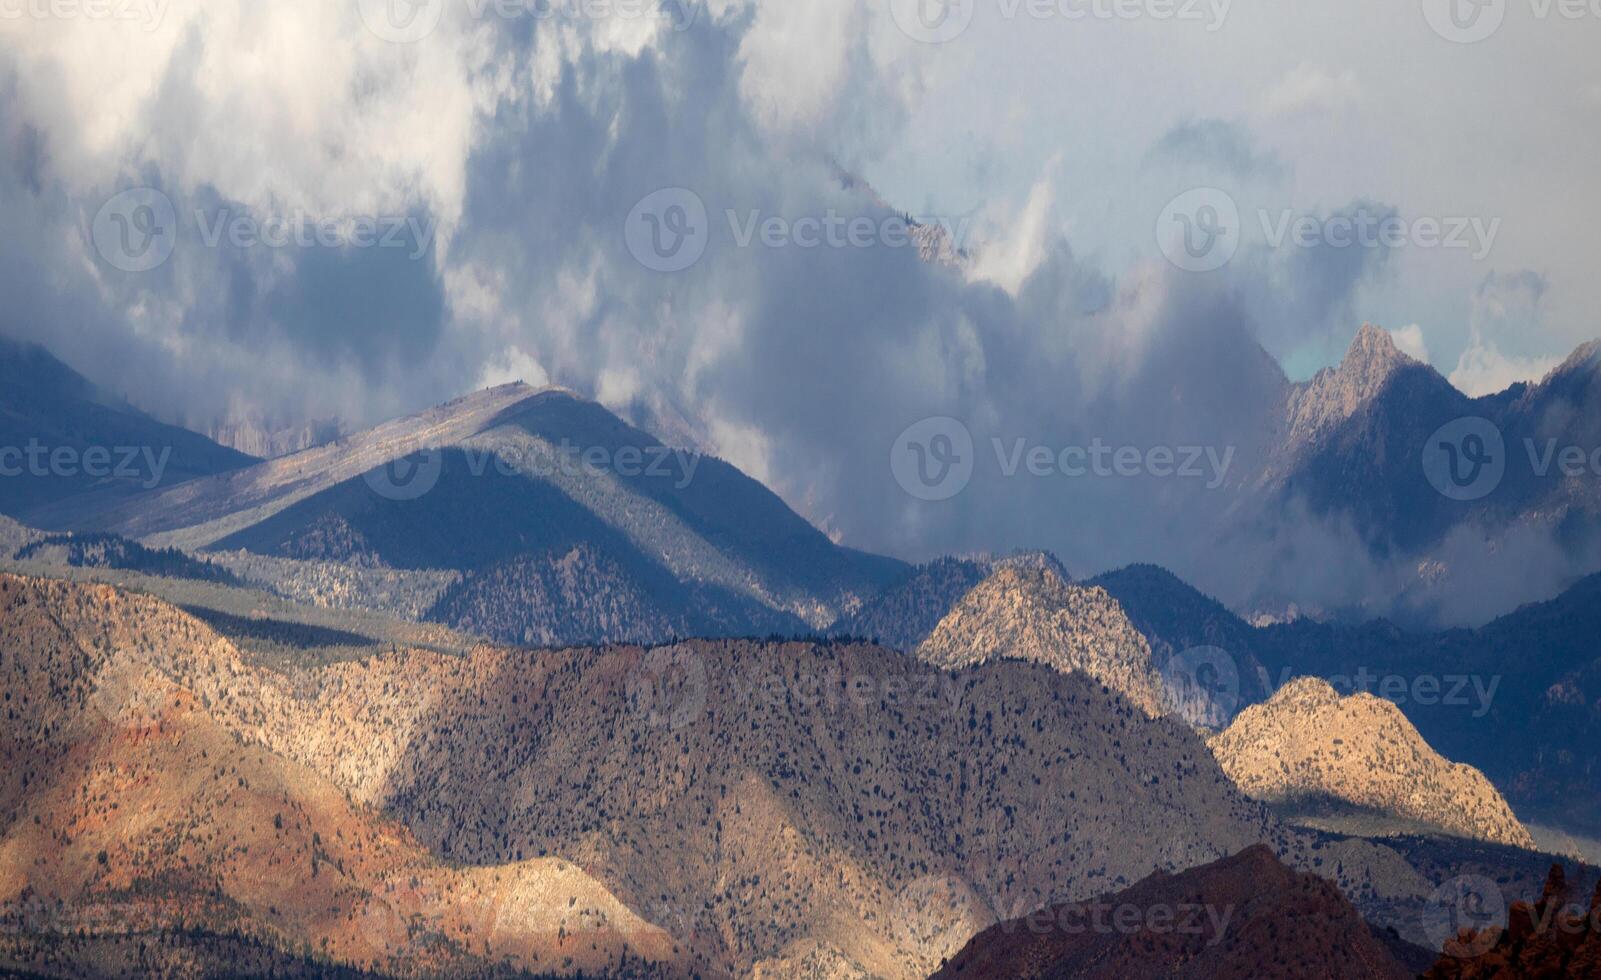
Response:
[0, 337, 255, 523]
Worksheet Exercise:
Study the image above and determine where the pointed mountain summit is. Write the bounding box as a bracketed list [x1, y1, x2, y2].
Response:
[917, 563, 1168, 716]
[1277, 324, 1452, 461]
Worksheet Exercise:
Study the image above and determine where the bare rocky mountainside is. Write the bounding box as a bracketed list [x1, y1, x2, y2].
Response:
[0, 572, 1454, 979]
[932, 845, 1422, 980]
[916, 564, 1168, 717]
[1209, 678, 1534, 849]
[0, 575, 685, 979]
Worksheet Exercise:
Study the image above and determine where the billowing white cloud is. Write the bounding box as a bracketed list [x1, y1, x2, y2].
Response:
[1390, 323, 1430, 364]
[1259, 63, 1361, 119]
[1449, 342, 1560, 397]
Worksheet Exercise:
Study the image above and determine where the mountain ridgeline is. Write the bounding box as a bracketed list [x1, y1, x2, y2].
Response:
[36, 383, 905, 647]
[0, 337, 256, 523]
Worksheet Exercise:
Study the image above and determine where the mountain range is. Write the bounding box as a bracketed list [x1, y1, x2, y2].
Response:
[1230, 324, 1601, 623]
[3, 330, 1601, 977]
[22, 375, 904, 647]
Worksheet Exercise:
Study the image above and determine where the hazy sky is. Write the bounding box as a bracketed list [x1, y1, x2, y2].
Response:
[1, 0, 1596, 614]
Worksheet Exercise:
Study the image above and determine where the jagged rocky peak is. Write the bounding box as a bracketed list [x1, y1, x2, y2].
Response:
[1279, 324, 1433, 451]
[1334, 323, 1418, 393]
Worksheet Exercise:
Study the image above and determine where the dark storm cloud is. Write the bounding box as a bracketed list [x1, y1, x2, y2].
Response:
[0, 4, 1535, 626]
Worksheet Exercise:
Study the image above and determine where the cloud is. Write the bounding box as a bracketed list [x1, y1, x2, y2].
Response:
[1447, 270, 1562, 396]
[1144, 117, 1288, 182]
[1259, 63, 1361, 119]
[1449, 344, 1561, 398]
[0, 0, 1562, 629]
[1390, 324, 1430, 363]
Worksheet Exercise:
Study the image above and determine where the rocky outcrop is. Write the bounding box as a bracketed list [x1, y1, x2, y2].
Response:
[917, 565, 1168, 717]
[1423, 864, 1601, 978]
[1209, 677, 1534, 849]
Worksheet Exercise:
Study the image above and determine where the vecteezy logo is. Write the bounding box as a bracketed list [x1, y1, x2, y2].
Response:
[625, 188, 709, 273]
[363, 448, 444, 501]
[1422, 0, 1506, 42]
[1422, 417, 1506, 501]
[1156, 188, 1240, 273]
[357, 0, 446, 43]
[91, 188, 177, 273]
[1423, 875, 1506, 959]
[626, 646, 709, 731]
[891, 417, 975, 502]
[1160, 646, 1241, 728]
[887, 0, 976, 43]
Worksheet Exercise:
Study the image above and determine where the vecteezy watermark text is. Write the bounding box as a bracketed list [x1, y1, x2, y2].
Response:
[890, 417, 1235, 502]
[627, 649, 963, 732]
[1423, 0, 1601, 44]
[90, 188, 436, 273]
[623, 187, 976, 273]
[0, 441, 171, 489]
[1157, 189, 1501, 273]
[1423, 416, 1601, 501]
[0, 0, 167, 28]
[996, 898, 1236, 943]
[362, 438, 705, 501]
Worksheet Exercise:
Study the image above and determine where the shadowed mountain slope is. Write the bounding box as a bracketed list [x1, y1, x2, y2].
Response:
[1093, 558, 1601, 838]
[0, 338, 255, 524]
[55, 384, 902, 642]
[832, 557, 993, 650]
